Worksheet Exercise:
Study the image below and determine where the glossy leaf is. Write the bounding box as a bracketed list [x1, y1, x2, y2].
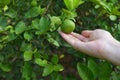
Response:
[0, 63, 12, 72]
[15, 21, 26, 35]
[47, 37, 60, 47]
[35, 58, 47, 67]
[111, 72, 120, 80]
[42, 64, 54, 77]
[8, 32, 17, 41]
[38, 16, 50, 35]
[5, 9, 17, 18]
[22, 62, 32, 80]
[0, 17, 8, 27]
[73, 0, 84, 9]
[51, 55, 59, 64]
[53, 64, 64, 71]
[77, 63, 95, 80]
[0, 0, 10, 8]
[24, 50, 33, 61]
[24, 7, 40, 18]
[31, 19, 40, 29]
[98, 62, 112, 80]
[31, 0, 37, 6]
[64, 0, 73, 10]
[88, 59, 98, 79]
[24, 32, 32, 41]
[20, 41, 32, 51]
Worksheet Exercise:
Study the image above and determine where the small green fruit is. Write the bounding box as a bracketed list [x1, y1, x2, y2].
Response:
[31, 0, 37, 6]
[61, 19, 75, 34]
[51, 16, 62, 25]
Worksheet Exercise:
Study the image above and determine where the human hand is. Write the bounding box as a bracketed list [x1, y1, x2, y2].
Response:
[59, 29, 120, 65]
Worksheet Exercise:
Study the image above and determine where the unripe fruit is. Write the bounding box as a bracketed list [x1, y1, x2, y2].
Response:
[31, 0, 37, 6]
[51, 16, 62, 25]
[61, 19, 75, 34]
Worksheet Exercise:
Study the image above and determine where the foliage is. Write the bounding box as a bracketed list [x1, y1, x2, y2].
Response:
[0, 0, 120, 80]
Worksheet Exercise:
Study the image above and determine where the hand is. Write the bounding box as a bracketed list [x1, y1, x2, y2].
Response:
[59, 29, 120, 65]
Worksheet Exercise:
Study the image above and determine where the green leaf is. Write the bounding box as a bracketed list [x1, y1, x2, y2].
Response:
[35, 58, 47, 67]
[111, 72, 120, 80]
[51, 55, 59, 64]
[5, 9, 17, 18]
[24, 32, 33, 41]
[24, 7, 40, 18]
[20, 41, 32, 51]
[8, 32, 16, 41]
[15, 21, 26, 35]
[73, 0, 84, 9]
[1, 0, 10, 5]
[31, 0, 37, 6]
[77, 63, 95, 80]
[88, 59, 98, 79]
[111, 7, 120, 16]
[53, 64, 64, 71]
[38, 16, 50, 35]
[98, 62, 112, 80]
[24, 50, 33, 61]
[47, 37, 60, 47]
[42, 64, 54, 77]
[22, 62, 32, 80]
[56, 74, 64, 80]
[0, 36, 8, 42]
[64, 0, 74, 10]
[35, 16, 50, 35]
[31, 19, 40, 29]
[62, 9, 77, 19]
[8, 28, 17, 41]
[109, 15, 117, 21]
[54, 74, 64, 80]
[90, 0, 111, 11]
[0, 55, 4, 62]
[0, 63, 12, 72]
[90, 0, 120, 16]
[3, 5, 8, 12]
[39, 7, 46, 16]
[0, 16, 8, 27]
[0, 0, 10, 8]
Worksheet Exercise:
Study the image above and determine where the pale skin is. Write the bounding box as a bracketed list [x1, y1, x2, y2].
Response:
[59, 29, 120, 66]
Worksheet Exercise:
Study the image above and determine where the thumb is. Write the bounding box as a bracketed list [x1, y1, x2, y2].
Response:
[82, 30, 93, 37]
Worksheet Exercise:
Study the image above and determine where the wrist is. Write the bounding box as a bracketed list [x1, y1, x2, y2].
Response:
[106, 38, 120, 65]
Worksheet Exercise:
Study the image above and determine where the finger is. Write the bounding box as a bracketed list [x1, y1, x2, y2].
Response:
[58, 31, 85, 49]
[58, 31, 100, 57]
[59, 31, 81, 45]
[71, 32, 89, 42]
[82, 30, 93, 37]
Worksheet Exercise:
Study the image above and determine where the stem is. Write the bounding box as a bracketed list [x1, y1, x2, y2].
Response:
[43, 0, 53, 15]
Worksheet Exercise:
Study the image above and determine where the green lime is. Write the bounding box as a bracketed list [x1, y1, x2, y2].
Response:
[61, 19, 75, 34]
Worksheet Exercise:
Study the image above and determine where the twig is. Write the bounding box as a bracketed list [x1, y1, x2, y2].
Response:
[10, 56, 18, 63]
[43, 0, 53, 15]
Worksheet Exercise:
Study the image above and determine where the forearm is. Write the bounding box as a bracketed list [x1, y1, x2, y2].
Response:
[105, 39, 120, 66]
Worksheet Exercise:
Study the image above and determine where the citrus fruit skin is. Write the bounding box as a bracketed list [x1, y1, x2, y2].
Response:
[61, 19, 75, 34]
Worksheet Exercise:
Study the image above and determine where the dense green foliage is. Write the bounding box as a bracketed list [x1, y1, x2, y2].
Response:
[0, 0, 120, 80]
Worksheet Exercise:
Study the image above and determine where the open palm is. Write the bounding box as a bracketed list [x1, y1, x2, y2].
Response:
[59, 29, 120, 65]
